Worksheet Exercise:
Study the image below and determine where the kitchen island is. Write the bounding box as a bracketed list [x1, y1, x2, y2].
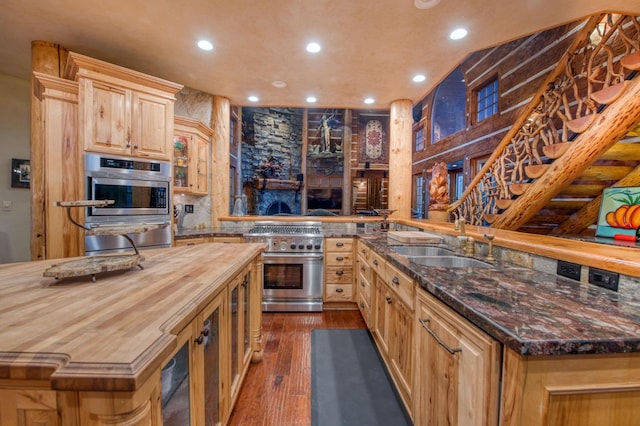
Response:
[0, 243, 264, 426]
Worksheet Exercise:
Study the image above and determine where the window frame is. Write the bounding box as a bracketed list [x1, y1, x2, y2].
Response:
[472, 75, 500, 125]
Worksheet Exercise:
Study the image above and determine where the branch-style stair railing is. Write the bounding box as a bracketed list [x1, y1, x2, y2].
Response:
[448, 13, 640, 231]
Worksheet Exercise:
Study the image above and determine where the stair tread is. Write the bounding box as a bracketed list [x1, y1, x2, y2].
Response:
[620, 51, 640, 71]
[509, 183, 531, 195]
[495, 199, 514, 210]
[525, 164, 550, 179]
[566, 114, 597, 133]
[591, 81, 630, 105]
[542, 142, 571, 159]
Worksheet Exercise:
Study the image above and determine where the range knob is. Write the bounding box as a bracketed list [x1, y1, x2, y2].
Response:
[314, 244, 321, 249]
[290, 244, 297, 250]
[307, 244, 313, 250]
[298, 244, 304, 249]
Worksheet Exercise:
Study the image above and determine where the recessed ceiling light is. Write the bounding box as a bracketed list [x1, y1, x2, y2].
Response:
[413, 74, 426, 83]
[272, 80, 287, 88]
[449, 28, 468, 40]
[306, 42, 322, 53]
[248, 95, 259, 102]
[414, 0, 440, 9]
[197, 40, 214, 51]
[306, 96, 317, 103]
[364, 98, 375, 105]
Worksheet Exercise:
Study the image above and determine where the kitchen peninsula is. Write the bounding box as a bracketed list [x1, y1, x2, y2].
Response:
[0, 243, 264, 425]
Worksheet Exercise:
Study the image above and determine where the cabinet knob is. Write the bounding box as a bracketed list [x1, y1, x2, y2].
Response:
[133, 145, 138, 149]
[373, 260, 378, 266]
[335, 288, 344, 293]
[336, 242, 344, 247]
[195, 335, 204, 345]
[335, 270, 344, 275]
[360, 302, 365, 309]
[392, 277, 400, 285]
[361, 266, 366, 272]
[386, 296, 392, 304]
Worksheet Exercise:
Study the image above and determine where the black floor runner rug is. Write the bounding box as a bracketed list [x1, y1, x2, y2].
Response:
[311, 329, 412, 426]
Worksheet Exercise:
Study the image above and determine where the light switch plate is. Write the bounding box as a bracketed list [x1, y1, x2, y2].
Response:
[2, 200, 12, 211]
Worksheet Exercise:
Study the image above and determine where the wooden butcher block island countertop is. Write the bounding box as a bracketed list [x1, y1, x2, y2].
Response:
[0, 243, 264, 392]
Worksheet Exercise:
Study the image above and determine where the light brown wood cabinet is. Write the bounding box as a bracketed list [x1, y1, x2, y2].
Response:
[414, 289, 500, 426]
[358, 240, 413, 415]
[324, 237, 355, 305]
[174, 116, 212, 195]
[66, 52, 182, 161]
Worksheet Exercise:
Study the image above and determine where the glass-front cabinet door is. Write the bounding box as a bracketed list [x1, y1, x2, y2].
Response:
[173, 134, 191, 191]
[162, 329, 193, 426]
[197, 290, 227, 426]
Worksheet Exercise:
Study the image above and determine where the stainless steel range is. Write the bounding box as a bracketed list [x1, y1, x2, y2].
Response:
[244, 221, 324, 312]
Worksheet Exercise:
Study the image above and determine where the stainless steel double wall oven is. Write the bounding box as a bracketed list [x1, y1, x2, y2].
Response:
[84, 153, 172, 255]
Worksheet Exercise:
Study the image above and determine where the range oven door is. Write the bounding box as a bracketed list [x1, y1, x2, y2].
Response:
[262, 253, 324, 312]
[88, 176, 170, 216]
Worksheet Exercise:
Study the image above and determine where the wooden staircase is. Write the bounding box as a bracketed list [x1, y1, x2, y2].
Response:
[449, 13, 640, 236]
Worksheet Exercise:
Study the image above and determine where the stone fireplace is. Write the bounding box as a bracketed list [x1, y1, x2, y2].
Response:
[241, 107, 303, 215]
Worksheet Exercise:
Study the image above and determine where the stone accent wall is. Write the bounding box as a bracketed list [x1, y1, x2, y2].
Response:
[241, 107, 303, 215]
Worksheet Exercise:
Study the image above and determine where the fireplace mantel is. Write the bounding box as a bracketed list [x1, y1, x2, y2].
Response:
[254, 178, 303, 191]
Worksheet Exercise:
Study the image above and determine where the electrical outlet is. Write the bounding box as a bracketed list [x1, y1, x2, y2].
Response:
[184, 204, 194, 214]
[588, 267, 619, 291]
[557, 260, 581, 281]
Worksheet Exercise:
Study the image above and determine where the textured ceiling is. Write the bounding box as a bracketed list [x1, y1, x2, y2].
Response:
[1, 0, 639, 108]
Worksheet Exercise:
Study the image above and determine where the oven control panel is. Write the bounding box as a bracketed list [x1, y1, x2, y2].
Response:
[266, 236, 323, 253]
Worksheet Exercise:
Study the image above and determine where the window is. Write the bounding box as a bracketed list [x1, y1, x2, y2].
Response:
[414, 175, 424, 218]
[476, 78, 499, 122]
[431, 67, 466, 143]
[414, 128, 424, 152]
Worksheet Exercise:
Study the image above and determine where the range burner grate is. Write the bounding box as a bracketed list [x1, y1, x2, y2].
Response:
[246, 221, 322, 236]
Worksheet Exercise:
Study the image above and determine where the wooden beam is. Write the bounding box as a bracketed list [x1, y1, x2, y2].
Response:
[211, 96, 230, 227]
[388, 99, 413, 219]
[601, 142, 640, 161]
[491, 74, 640, 230]
[552, 164, 640, 235]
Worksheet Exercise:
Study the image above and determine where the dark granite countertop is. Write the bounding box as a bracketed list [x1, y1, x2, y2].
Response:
[359, 233, 640, 356]
[174, 228, 244, 239]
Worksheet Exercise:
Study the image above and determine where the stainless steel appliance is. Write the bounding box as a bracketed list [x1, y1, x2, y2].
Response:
[244, 221, 324, 312]
[84, 153, 172, 255]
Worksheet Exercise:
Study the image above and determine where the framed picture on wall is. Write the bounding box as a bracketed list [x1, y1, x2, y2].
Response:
[11, 158, 30, 189]
[595, 187, 640, 238]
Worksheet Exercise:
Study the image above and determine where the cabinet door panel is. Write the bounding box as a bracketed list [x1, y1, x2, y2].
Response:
[162, 341, 192, 426]
[85, 81, 129, 154]
[132, 92, 172, 160]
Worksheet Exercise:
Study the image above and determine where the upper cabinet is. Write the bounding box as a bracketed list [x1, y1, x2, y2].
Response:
[65, 52, 183, 161]
[174, 116, 212, 195]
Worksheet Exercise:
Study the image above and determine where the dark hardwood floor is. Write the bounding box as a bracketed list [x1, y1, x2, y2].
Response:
[228, 310, 367, 426]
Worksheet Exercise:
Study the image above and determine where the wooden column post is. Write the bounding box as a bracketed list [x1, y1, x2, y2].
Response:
[342, 109, 352, 215]
[211, 95, 230, 227]
[30, 41, 68, 260]
[388, 99, 413, 219]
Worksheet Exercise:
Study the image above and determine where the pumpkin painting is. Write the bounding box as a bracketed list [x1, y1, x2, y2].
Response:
[604, 191, 640, 229]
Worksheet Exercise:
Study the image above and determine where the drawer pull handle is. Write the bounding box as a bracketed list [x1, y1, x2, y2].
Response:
[336, 242, 344, 247]
[386, 296, 392, 304]
[360, 281, 365, 287]
[362, 249, 366, 254]
[360, 302, 365, 309]
[361, 266, 366, 272]
[373, 260, 378, 266]
[419, 318, 462, 355]
[392, 277, 400, 285]
[336, 270, 344, 275]
[336, 288, 344, 293]
[336, 256, 344, 261]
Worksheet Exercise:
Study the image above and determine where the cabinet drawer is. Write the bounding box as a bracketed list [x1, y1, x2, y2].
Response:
[357, 271, 371, 305]
[325, 266, 353, 285]
[385, 264, 414, 309]
[357, 240, 370, 261]
[358, 292, 371, 328]
[326, 252, 354, 266]
[357, 255, 372, 283]
[326, 238, 353, 252]
[326, 284, 353, 302]
[174, 237, 209, 247]
[369, 250, 387, 277]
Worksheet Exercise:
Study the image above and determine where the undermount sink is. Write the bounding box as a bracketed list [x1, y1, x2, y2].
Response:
[390, 245, 454, 256]
[408, 256, 493, 268]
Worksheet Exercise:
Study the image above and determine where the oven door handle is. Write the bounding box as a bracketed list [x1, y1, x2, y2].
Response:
[262, 253, 323, 262]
